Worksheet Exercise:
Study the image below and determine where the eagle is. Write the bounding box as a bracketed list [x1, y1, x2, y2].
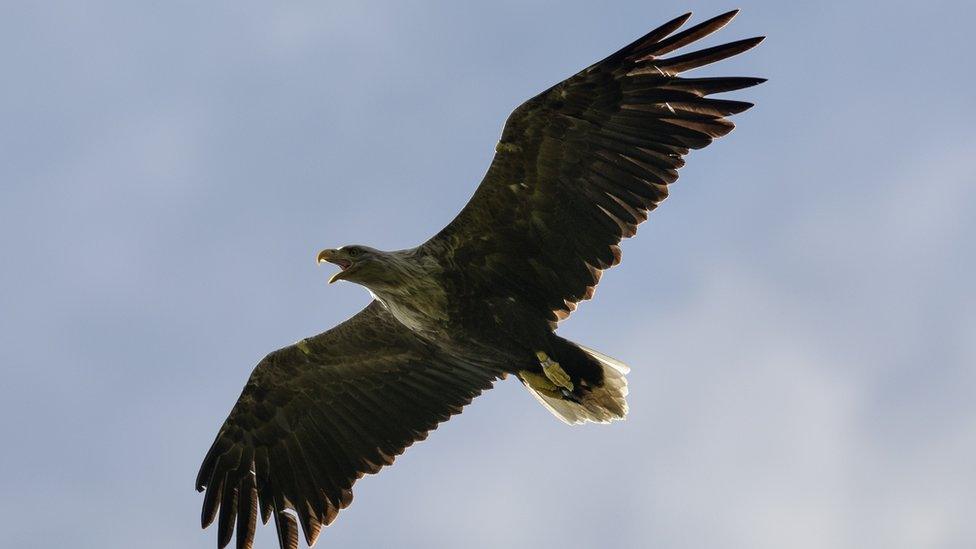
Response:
[197, 10, 764, 549]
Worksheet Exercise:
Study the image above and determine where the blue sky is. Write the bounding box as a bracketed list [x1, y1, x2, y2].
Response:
[2, 2, 974, 548]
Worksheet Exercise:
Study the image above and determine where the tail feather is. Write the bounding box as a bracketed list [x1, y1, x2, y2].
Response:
[523, 344, 629, 425]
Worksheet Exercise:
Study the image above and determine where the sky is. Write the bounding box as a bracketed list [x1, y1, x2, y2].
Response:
[2, 1, 974, 548]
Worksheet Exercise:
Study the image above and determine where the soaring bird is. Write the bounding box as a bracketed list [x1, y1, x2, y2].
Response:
[197, 11, 764, 549]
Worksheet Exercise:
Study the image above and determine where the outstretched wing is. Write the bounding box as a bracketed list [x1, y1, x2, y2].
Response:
[425, 11, 764, 322]
[196, 301, 503, 549]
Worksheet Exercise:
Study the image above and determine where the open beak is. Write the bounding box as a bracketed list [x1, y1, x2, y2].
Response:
[317, 249, 352, 284]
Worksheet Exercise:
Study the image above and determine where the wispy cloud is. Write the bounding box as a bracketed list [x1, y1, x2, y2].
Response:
[1, 2, 973, 548]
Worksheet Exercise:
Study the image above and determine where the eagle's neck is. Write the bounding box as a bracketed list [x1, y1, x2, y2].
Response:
[368, 250, 448, 334]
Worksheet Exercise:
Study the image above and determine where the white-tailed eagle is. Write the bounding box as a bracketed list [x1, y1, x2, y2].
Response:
[197, 10, 764, 548]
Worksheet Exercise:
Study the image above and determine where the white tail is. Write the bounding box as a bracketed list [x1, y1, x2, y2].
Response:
[524, 345, 629, 425]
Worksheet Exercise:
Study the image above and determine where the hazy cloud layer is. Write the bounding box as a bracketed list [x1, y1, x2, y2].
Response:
[2, 2, 973, 548]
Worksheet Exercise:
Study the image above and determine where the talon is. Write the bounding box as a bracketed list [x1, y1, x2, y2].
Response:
[519, 370, 562, 399]
[537, 351, 574, 392]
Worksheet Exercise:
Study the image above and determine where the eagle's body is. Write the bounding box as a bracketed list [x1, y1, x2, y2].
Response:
[198, 11, 764, 549]
[344, 246, 609, 399]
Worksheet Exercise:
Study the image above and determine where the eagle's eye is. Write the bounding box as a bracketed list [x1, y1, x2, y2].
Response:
[347, 247, 362, 257]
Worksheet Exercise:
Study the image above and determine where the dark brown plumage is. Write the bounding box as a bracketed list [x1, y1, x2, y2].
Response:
[428, 10, 763, 324]
[198, 11, 763, 548]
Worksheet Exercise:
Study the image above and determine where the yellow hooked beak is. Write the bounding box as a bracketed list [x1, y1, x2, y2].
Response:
[316, 249, 352, 284]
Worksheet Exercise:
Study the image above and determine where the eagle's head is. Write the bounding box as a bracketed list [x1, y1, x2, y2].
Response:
[317, 245, 393, 288]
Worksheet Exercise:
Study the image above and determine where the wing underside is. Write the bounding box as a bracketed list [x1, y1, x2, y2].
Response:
[197, 302, 504, 548]
[426, 10, 764, 323]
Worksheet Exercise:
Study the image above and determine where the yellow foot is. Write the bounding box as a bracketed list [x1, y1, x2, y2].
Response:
[535, 351, 574, 392]
[518, 370, 563, 399]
